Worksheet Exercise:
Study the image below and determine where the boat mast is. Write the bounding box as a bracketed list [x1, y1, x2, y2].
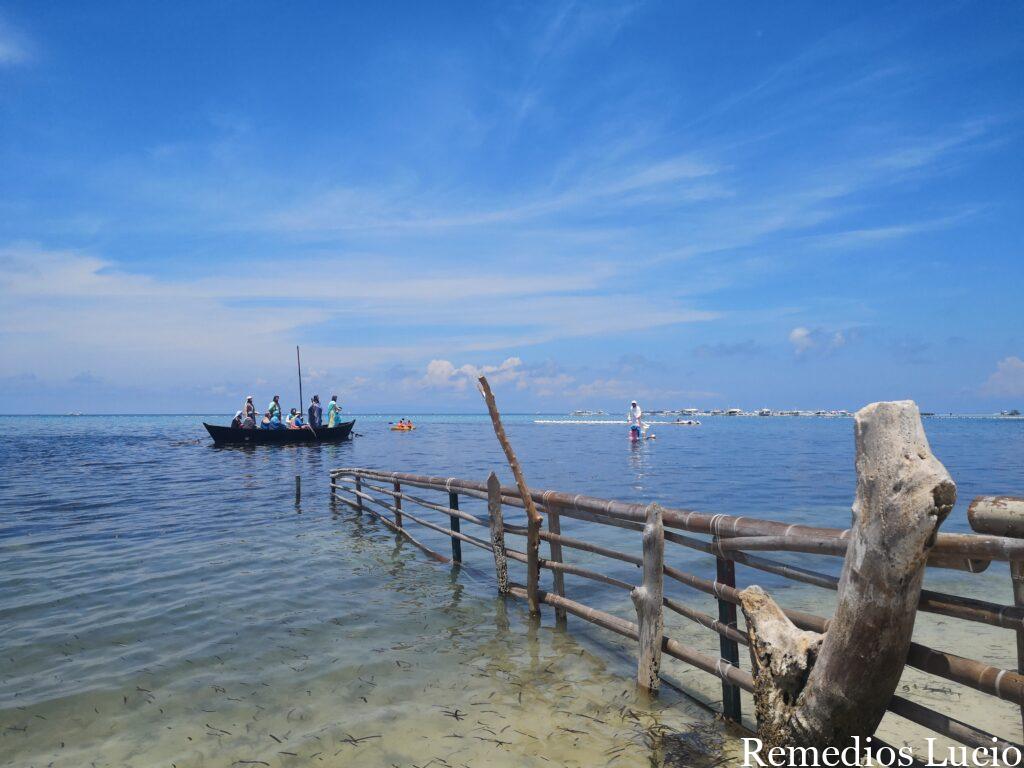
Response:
[296, 345, 303, 412]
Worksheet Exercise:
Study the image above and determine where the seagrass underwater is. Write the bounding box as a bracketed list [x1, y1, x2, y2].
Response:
[742, 737, 1024, 767]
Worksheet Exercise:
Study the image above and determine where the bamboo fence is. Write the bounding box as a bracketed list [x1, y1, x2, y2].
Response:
[329, 466, 1024, 754]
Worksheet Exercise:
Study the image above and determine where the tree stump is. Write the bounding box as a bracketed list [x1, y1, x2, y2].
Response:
[739, 400, 956, 748]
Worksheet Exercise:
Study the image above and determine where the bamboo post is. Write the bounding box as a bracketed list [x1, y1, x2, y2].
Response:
[630, 503, 665, 693]
[393, 481, 403, 528]
[449, 490, 463, 563]
[487, 472, 509, 594]
[546, 499, 567, 625]
[478, 375, 542, 615]
[1012, 560, 1024, 738]
[968, 495, 1024, 737]
[354, 476, 364, 513]
[715, 534, 742, 721]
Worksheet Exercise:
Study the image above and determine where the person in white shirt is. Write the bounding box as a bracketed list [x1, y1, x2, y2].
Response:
[628, 401, 643, 429]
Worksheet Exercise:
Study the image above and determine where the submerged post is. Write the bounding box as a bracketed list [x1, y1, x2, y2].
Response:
[449, 491, 462, 563]
[487, 472, 509, 594]
[631, 503, 665, 693]
[715, 536, 742, 721]
[295, 474, 301, 504]
[546, 500, 567, 626]
[393, 481, 403, 528]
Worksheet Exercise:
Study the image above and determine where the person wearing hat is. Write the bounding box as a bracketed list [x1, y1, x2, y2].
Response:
[230, 410, 243, 429]
[243, 395, 256, 423]
[308, 395, 322, 428]
[628, 400, 643, 430]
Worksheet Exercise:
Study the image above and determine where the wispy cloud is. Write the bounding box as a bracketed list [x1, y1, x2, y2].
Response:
[0, 244, 714, 389]
[0, 15, 30, 65]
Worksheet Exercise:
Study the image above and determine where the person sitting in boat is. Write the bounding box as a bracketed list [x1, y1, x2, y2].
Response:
[326, 395, 342, 427]
[241, 412, 256, 429]
[243, 396, 256, 423]
[308, 395, 322, 428]
[289, 410, 306, 429]
[269, 413, 285, 430]
[259, 411, 273, 429]
[230, 410, 243, 429]
[268, 395, 282, 421]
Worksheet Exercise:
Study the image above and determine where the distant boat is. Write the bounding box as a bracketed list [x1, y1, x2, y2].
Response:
[204, 420, 355, 445]
[758, 408, 772, 416]
[726, 408, 743, 416]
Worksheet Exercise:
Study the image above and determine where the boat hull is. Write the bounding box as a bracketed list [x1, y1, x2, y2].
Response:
[204, 420, 355, 445]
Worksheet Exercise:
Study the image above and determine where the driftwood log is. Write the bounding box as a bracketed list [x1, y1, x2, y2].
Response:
[630, 503, 665, 693]
[739, 400, 956, 749]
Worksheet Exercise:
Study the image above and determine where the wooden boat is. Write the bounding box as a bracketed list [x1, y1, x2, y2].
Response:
[204, 420, 355, 445]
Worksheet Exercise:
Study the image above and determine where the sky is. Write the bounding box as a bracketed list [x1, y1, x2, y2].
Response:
[0, 1, 1022, 414]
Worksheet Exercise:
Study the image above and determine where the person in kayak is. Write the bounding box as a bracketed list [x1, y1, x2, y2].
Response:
[268, 395, 282, 421]
[326, 395, 342, 427]
[308, 395, 322, 428]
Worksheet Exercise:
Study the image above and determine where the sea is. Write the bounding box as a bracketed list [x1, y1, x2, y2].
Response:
[1, 413, 1022, 767]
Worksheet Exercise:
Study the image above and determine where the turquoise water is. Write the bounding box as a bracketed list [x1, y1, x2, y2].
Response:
[1, 414, 1022, 765]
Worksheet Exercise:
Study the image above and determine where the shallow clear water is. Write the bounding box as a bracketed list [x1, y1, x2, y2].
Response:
[1, 414, 1022, 766]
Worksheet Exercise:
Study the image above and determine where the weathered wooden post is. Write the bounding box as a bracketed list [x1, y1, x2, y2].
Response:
[449, 490, 463, 563]
[295, 474, 301, 504]
[393, 480, 403, 528]
[354, 476, 364, 514]
[631, 503, 665, 693]
[545, 495, 567, 625]
[478, 375, 543, 616]
[715, 535, 742, 722]
[969, 494, 1024, 737]
[739, 400, 955, 749]
[487, 472, 509, 594]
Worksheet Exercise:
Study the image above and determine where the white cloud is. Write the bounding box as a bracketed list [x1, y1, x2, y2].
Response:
[788, 326, 849, 357]
[981, 356, 1024, 398]
[420, 357, 526, 391]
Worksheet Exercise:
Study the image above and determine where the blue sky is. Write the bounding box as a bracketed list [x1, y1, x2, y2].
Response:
[0, 1, 1022, 413]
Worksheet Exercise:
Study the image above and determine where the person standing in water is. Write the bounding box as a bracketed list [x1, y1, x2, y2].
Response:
[326, 395, 342, 428]
[628, 400, 643, 430]
[626, 399, 643, 442]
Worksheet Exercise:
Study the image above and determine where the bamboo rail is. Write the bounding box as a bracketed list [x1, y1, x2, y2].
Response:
[329, 469, 1024, 751]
